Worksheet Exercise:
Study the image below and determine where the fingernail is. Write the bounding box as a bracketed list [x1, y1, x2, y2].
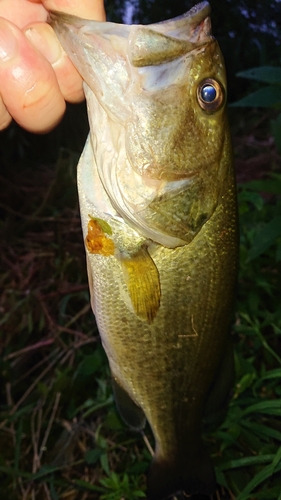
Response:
[25, 24, 63, 65]
[0, 19, 19, 61]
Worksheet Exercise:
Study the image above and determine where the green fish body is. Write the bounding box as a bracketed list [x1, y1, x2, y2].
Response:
[50, 2, 238, 498]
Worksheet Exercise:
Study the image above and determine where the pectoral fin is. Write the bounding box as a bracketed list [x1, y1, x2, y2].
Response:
[120, 246, 161, 324]
[112, 377, 146, 431]
[85, 216, 115, 257]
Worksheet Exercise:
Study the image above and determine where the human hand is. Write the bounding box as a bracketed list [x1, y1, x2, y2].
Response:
[0, 0, 106, 132]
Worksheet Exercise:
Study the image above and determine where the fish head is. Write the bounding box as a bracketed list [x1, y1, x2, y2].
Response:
[50, 2, 232, 248]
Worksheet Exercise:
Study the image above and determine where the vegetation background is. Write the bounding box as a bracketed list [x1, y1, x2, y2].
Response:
[0, 0, 281, 498]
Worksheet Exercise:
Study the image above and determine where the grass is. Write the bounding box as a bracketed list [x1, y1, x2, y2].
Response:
[0, 111, 281, 499]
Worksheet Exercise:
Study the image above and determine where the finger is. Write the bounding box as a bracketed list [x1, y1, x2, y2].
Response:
[0, 18, 65, 133]
[0, 95, 12, 130]
[24, 22, 84, 103]
[41, 0, 106, 21]
[0, 0, 47, 29]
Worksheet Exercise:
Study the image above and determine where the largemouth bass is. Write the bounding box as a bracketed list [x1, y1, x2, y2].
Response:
[50, 2, 238, 498]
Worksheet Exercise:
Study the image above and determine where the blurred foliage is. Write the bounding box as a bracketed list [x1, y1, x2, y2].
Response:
[233, 66, 281, 108]
[0, 101, 88, 173]
[1, 1, 281, 499]
[232, 65, 281, 156]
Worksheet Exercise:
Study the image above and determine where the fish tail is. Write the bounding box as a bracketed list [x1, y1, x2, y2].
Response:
[146, 444, 216, 500]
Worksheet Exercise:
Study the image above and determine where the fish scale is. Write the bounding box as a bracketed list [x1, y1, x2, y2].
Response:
[50, 2, 238, 498]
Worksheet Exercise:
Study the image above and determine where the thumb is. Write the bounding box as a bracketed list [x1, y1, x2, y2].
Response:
[41, 0, 106, 21]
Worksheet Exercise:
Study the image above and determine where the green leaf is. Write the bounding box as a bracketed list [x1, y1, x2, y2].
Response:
[238, 188, 264, 210]
[236, 66, 281, 85]
[247, 216, 281, 261]
[235, 372, 256, 395]
[88, 215, 113, 235]
[104, 409, 124, 430]
[0, 465, 32, 479]
[76, 352, 103, 377]
[254, 326, 281, 364]
[241, 177, 281, 195]
[231, 86, 281, 108]
[82, 395, 113, 418]
[49, 477, 60, 500]
[85, 448, 102, 465]
[32, 464, 66, 480]
[242, 421, 281, 442]
[236, 448, 281, 500]
[260, 368, 281, 381]
[215, 469, 228, 488]
[73, 479, 103, 492]
[241, 399, 281, 417]
[254, 486, 281, 499]
[216, 454, 275, 471]
[272, 446, 281, 470]
[100, 453, 111, 475]
[9, 403, 36, 422]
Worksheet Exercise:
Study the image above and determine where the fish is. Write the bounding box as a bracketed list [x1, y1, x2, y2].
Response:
[50, 2, 238, 499]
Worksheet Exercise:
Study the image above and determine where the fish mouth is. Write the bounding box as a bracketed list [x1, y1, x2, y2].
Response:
[49, 1, 211, 32]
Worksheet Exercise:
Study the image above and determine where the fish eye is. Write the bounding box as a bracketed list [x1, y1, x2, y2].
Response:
[197, 78, 224, 112]
[201, 84, 217, 102]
